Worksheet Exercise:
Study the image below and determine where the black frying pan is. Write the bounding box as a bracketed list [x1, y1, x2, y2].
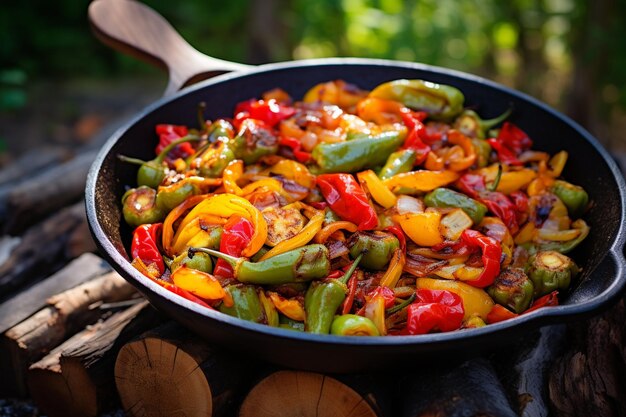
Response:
[86, 0, 626, 372]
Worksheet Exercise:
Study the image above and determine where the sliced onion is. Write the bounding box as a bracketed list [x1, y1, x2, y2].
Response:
[396, 195, 425, 215]
[327, 240, 350, 259]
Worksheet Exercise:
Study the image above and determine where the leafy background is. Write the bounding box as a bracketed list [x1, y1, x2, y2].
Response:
[0, 0, 624, 161]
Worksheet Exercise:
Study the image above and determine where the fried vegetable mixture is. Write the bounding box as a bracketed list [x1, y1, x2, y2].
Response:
[120, 78, 590, 336]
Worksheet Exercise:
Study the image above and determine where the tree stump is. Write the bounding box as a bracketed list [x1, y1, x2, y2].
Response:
[239, 370, 380, 417]
[115, 321, 248, 417]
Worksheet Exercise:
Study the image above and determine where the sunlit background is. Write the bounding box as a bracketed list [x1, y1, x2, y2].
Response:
[1, 0, 624, 163]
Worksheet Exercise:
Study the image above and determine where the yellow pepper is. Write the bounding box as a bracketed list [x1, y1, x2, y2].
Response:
[176, 193, 267, 257]
[171, 266, 225, 300]
[259, 208, 324, 260]
[416, 277, 494, 320]
[357, 169, 397, 208]
[548, 151, 568, 177]
[303, 80, 367, 108]
[356, 97, 408, 125]
[394, 211, 444, 247]
[384, 170, 460, 192]
[496, 169, 537, 194]
[268, 291, 306, 321]
[223, 160, 244, 195]
[260, 159, 316, 189]
[446, 130, 477, 171]
[379, 248, 406, 288]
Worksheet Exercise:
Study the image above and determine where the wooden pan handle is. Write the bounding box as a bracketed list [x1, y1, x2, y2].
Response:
[88, 0, 252, 95]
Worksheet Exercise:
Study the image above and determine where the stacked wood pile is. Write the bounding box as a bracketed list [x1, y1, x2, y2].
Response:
[0, 145, 625, 417]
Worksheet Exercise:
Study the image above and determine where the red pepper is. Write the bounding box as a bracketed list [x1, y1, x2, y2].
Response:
[279, 136, 312, 163]
[498, 122, 533, 154]
[401, 112, 430, 164]
[457, 173, 520, 234]
[486, 304, 518, 324]
[524, 290, 559, 313]
[160, 281, 213, 309]
[486, 122, 532, 166]
[213, 215, 254, 278]
[406, 289, 464, 335]
[131, 224, 165, 276]
[308, 201, 328, 210]
[366, 286, 395, 309]
[385, 225, 406, 253]
[154, 124, 195, 160]
[341, 274, 359, 315]
[509, 190, 529, 225]
[460, 229, 502, 288]
[234, 99, 295, 129]
[316, 173, 378, 230]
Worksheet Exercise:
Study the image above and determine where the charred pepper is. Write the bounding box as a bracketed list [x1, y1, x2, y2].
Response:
[487, 267, 534, 314]
[347, 231, 399, 270]
[424, 188, 488, 225]
[551, 180, 589, 219]
[189, 244, 330, 285]
[219, 285, 265, 323]
[122, 186, 165, 227]
[527, 250, 579, 297]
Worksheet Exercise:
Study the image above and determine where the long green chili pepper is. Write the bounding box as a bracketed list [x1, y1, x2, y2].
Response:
[219, 285, 265, 323]
[188, 244, 330, 285]
[489, 164, 503, 192]
[378, 149, 417, 180]
[423, 188, 487, 225]
[386, 292, 416, 315]
[551, 180, 589, 219]
[311, 129, 407, 173]
[369, 79, 464, 120]
[304, 254, 363, 334]
[118, 135, 201, 188]
[347, 231, 399, 270]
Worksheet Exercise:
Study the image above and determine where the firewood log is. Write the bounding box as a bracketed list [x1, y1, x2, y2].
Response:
[2, 150, 98, 235]
[0, 200, 95, 299]
[1, 271, 136, 396]
[549, 298, 626, 417]
[0, 146, 71, 187]
[399, 358, 519, 417]
[27, 300, 161, 417]
[238, 370, 382, 417]
[115, 321, 249, 417]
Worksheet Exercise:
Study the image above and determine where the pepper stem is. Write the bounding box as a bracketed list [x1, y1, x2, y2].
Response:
[188, 247, 238, 268]
[155, 134, 202, 163]
[117, 155, 147, 166]
[482, 107, 513, 130]
[197, 102, 207, 130]
[339, 254, 363, 285]
[386, 292, 416, 314]
[489, 163, 503, 192]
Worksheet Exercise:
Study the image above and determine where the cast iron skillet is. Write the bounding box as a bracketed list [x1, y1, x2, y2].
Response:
[86, 0, 626, 372]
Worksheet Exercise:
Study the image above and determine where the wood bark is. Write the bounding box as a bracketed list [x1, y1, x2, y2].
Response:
[115, 321, 248, 417]
[0, 200, 95, 299]
[2, 150, 98, 235]
[549, 298, 626, 417]
[2, 271, 136, 396]
[239, 370, 380, 417]
[27, 300, 160, 417]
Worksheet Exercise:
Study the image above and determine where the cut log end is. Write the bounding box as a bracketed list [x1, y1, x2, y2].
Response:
[115, 336, 213, 417]
[239, 370, 378, 417]
[28, 366, 98, 417]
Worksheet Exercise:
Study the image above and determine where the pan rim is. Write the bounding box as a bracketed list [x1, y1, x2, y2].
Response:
[86, 57, 626, 348]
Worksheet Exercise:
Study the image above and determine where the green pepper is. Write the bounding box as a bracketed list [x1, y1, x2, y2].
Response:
[189, 244, 330, 285]
[279, 315, 305, 331]
[121, 186, 165, 227]
[453, 108, 512, 139]
[118, 135, 201, 189]
[230, 119, 279, 165]
[323, 208, 341, 226]
[369, 79, 464, 120]
[311, 129, 407, 174]
[190, 140, 235, 178]
[330, 314, 380, 336]
[378, 149, 417, 180]
[347, 231, 399, 271]
[551, 180, 589, 219]
[471, 138, 492, 168]
[527, 250, 579, 297]
[207, 119, 235, 143]
[487, 267, 534, 314]
[304, 254, 362, 334]
[155, 179, 198, 212]
[219, 285, 265, 323]
[170, 249, 212, 274]
[424, 188, 487, 225]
